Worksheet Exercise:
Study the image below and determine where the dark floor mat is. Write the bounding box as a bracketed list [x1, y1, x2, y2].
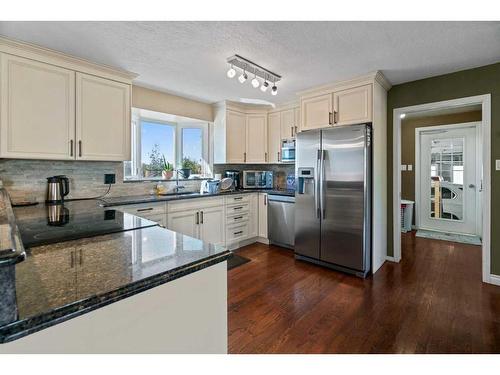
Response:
[227, 253, 251, 270]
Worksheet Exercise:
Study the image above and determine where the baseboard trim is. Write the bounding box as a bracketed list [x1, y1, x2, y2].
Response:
[487, 274, 500, 286]
[385, 256, 398, 262]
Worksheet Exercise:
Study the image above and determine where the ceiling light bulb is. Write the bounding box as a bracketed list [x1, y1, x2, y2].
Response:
[238, 71, 248, 83]
[227, 66, 236, 78]
[251, 76, 260, 88]
[271, 84, 278, 96]
[260, 81, 269, 92]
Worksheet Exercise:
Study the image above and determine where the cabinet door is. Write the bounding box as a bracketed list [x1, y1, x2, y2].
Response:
[0, 53, 75, 160]
[226, 110, 246, 163]
[245, 114, 268, 163]
[281, 109, 295, 139]
[258, 193, 268, 238]
[301, 93, 333, 131]
[248, 193, 259, 238]
[199, 206, 225, 246]
[167, 210, 199, 239]
[333, 84, 372, 126]
[268, 112, 281, 163]
[141, 213, 167, 228]
[76, 73, 131, 161]
[294, 107, 301, 135]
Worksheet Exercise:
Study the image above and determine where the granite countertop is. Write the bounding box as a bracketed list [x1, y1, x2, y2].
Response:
[0, 198, 230, 344]
[100, 188, 295, 207]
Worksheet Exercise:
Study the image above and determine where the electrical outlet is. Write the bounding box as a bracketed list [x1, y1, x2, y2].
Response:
[401, 164, 407, 171]
[407, 164, 413, 171]
[496, 160, 500, 171]
[104, 173, 116, 184]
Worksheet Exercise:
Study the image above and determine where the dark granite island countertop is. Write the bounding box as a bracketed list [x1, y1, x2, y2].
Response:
[0, 199, 230, 344]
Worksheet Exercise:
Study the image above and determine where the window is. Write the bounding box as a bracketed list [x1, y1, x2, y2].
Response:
[124, 109, 210, 180]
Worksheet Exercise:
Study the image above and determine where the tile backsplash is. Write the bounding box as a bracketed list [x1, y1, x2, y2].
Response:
[0, 159, 202, 203]
[213, 163, 295, 190]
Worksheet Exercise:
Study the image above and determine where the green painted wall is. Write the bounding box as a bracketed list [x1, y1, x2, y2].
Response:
[387, 62, 500, 274]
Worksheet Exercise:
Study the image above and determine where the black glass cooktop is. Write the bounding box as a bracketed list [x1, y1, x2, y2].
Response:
[14, 202, 158, 248]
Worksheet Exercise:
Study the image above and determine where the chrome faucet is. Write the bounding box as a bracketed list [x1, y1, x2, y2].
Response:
[173, 169, 185, 193]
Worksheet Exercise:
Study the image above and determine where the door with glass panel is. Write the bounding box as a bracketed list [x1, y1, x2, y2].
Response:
[418, 125, 478, 235]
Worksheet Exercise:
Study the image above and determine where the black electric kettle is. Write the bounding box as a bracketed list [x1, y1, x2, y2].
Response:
[46, 175, 70, 203]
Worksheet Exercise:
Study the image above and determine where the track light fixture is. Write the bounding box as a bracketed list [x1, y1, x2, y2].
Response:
[226, 54, 281, 96]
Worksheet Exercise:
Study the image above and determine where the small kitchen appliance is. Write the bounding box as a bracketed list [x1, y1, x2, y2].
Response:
[200, 179, 220, 194]
[224, 170, 242, 190]
[46, 175, 70, 203]
[281, 139, 296, 162]
[243, 171, 273, 189]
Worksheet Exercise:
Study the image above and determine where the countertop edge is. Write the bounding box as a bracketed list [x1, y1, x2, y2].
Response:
[0, 188, 26, 266]
[0, 250, 231, 344]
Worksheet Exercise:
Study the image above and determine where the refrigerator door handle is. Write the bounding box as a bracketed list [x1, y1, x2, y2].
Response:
[315, 149, 321, 218]
[320, 149, 326, 219]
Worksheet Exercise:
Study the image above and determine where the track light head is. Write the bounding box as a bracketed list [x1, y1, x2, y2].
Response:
[271, 84, 278, 95]
[227, 66, 236, 78]
[238, 71, 248, 83]
[251, 76, 260, 88]
[260, 81, 269, 92]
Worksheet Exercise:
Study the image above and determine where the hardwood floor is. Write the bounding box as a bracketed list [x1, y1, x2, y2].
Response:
[228, 233, 500, 353]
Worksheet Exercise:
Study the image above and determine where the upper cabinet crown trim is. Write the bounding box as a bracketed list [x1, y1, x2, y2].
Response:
[296, 71, 391, 98]
[0, 36, 138, 84]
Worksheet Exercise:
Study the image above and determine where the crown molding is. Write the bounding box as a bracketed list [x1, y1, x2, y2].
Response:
[296, 71, 392, 98]
[0, 35, 138, 84]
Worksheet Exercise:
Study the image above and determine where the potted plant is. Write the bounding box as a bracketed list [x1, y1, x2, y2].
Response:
[179, 157, 201, 179]
[161, 155, 174, 179]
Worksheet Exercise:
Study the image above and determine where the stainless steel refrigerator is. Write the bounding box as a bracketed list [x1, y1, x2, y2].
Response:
[295, 123, 371, 277]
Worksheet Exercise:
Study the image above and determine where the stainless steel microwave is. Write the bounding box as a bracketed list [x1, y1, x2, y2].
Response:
[281, 139, 295, 162]
[243, 171, 273, 189]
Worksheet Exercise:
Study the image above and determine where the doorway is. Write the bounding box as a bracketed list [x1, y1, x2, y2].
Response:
[392, 94, 492, 284]
[416, 122, 481, 240]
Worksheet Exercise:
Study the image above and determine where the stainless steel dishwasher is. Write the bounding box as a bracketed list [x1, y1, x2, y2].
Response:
[268, 194, 295, 249]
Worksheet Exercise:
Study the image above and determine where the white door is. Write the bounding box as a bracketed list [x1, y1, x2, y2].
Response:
[167, 210, 199, 239]
[418, 125, 478, 235]
[76, 73, 131, 161]
[199, 206, 225, 246]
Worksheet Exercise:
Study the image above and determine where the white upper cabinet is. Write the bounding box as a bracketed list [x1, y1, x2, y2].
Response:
[245, 114, 268, 163]
[0, 38, 135, 161]
[0, 53, 75, 160]
[226, 110, 246, 163]
[333, 84, 372, 126]
[294, 107, 300, 135]
[280, 109, 296, 139]
[76, 73, 131, 161]
[267, 112, 281, 163]
[301, 93, 333, 131]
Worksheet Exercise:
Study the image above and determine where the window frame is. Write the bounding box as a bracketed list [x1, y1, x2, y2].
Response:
[126, 111, 210, 181]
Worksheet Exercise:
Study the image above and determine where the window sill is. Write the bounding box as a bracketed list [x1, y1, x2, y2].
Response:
[123, 177, 212, 183]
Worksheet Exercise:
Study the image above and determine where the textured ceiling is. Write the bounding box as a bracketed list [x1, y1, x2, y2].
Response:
[0, 21, 499, 104]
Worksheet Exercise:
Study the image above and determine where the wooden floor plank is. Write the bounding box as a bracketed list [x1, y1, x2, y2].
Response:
[228, 233, 500, 353]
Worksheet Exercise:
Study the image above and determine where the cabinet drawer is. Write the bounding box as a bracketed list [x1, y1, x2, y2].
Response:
[226, 203, 249, 216]
[226, 222, 249, 242]
[226, 212, 249, 225]
[225, 194, 250, 205]
[168, 196, 224, 213]
[113, 202, 167, 216]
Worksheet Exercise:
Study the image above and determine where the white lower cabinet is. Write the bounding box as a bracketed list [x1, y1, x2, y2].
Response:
[258, 193, 268, 238]
[198, 206, 225, 246]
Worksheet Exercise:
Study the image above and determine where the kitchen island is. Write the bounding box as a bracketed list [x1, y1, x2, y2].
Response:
[0, 192, 231, 353]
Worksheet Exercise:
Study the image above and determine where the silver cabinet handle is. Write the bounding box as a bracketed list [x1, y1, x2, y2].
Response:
[291, 126, 294, 138]
[70, 140, 74, 157]
[468, 184, 476, 189]
[79, 249, 83, 266]
[196, 211, 199, 225]
[137, 207, 154, 212]
[234, 206, 243, 210]
[265, 152, 268, 162]
[234, 197, 243, 201]
[200, 211, 204, 224]
[329, 112, 333, 125]
[78, 140, 82, 157]
[70, 251, 75, 268]
[333, 110, 338, 124]
[264, 195, 267, 205]
[244, 152, 246, 163]
[234, 231, 243, 235]
[233, 216, 243, 220]
[295, 126, 298, 135]
[278, 151, 280, 162]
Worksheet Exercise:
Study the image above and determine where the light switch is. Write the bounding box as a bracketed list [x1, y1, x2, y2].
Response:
[407, 164, 413, 171]
[496, 160, 500, 171]
[401, 164, 407, 171]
